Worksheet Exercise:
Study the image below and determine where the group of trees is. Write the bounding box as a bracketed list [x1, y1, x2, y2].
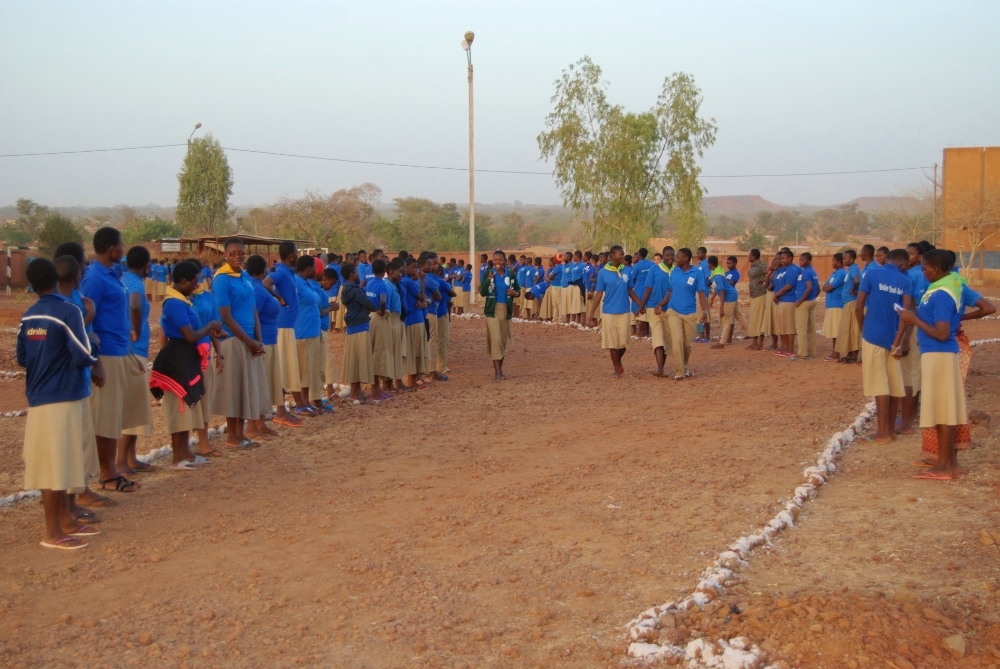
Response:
[0, 199, 85, 256]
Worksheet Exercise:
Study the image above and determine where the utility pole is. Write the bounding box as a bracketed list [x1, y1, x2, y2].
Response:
[461, 31, 476, 304]
[932, 162, 938, 245]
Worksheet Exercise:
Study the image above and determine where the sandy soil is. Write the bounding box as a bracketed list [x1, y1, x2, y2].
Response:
[0, 293, 997, 669]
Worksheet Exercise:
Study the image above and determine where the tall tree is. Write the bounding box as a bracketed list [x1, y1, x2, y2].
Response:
[37, 213, 84, 257]
[538, 57, 716, 251]
[176, 134, 234, 235]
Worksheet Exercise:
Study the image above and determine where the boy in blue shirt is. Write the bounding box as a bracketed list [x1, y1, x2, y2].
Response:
[857, 248, 912, 443]
[708, 256, 739, 350]
[693, 247, 712, 342]
[665, 248, 709, 379]
[588, 246, 641, 379]
[793, 252, 820, 359]
[721, 256, 748, 344]
[771, 250, 801, 357]
[19, 258, 100, 550]
[822, 253, 846, 361]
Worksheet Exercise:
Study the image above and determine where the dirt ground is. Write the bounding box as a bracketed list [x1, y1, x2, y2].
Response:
[0, 292, 998, 669]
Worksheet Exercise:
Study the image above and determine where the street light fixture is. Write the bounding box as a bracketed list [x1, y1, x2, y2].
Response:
[461, 31, 476, 303]
[188, 122, 203, 143]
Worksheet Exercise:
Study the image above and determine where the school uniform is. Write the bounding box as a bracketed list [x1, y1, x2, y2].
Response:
[272, 262, 301, 394]
[291, 274, 323, 398]
[918, 279, 966, 428]
[696, 259, 712, 334]
[434, 277, 452, 372]
[835, 264, 862, 355]
[858, 265, 911, 398]
[156, 289, 207, 433]
[746, 260, 769, 338]
[481, 268, 519, 359]
[153, 263, 168, 298]
[642, 262, 673, 351]
[900, 264, 929, 391]
[366, 276, 393, 379]
[424, 274, 442, 369]
[253, 276, 281, 411]
[713, 271, 741, 341]
[538, 268, 556, 320]
[328, 263, 346, 330]
[547, 264, 565, 321]
[312, 279, 336, 393]
[723, 268, 749, 334]
[211, 265, 264, 420]
[386, 279, 405, 380]
[630, 258, 654, 322]
[772, 264, 800, 336]
[190, 286, 221, 421]
[794, 265, 820, 357]
[121, 270, 154, 437]
[80, 261, 149, 439]
[460, 268, 473, 308]
[822, 268, 846, 339]
[666, 266, 708, 376]
[340, 283, 378, 385]
[17, 294, 97, 492]
[401, 276, 430, 375]
[596, 264, 632, 350]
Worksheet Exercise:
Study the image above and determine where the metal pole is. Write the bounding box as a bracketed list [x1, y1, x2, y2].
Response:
[932, 162, 938, 246]
[467, 46, 476, 304]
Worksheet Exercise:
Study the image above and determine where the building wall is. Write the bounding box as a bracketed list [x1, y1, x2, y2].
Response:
[942, 147, 1000, 285]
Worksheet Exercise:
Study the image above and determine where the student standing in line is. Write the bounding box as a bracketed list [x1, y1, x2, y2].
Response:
[317, 264, 341, 404]
[18, 258, 101, 550]
[339, 262, 379, 402]
[248, 254, 294, 431]
[771, 250, 800, 357]
[151, 261, 224, 470]
[587, 246, 633, 378]
[481, 250, 520, 381]
[431, 257, 455, 376]
[721, 256, 747, 343]
[185, 258, 232, 451]
[793, 252, 820, 360]
[856, 248, 912, 443]
[355, 250, 372, 289]
[821, 253, 846, 362]
[400, 257, 430, 390]
[366, 258, 393, 402]
[629, 248, 654, 336]
[637, 246, 674, 376]
[291, 256, 329, 414]
[663, 248, 709, 380]
[383, 260, 407, 393]
[835, 249, 862, 364]
[116, 246, 156, 473]
[897, 242, 929, 434]
[708, 256, 740, 350]
[546, 254, 565, 324]
[328, 254, 346, 332]
[693, 246, 712, 343]
[266, 242, 306, 418]
[745, 249, 769, 351]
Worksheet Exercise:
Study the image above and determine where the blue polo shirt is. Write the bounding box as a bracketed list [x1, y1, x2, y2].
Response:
[271, 263, 299, 329]
[310, 280, 330, 332]
[630, 258, 654, 291]
[153, 264, 168, 283]
[365, 276, 389, 312]
[668, 266, 708, 315]
[916, 289, 960, 354]
[547, 263, 563, 287]
[825, 268, 846, 309]
[122, 271, 151, 358]
[859, 264, 912, 351]
[400, 276, 424, 326]
[773, 264, 801, 303]
[191, 289, 220, 346]
[357, 262, 373, 286]
[200, 265, 213, 283]
[559, 263, 572, 288]
[385, 277, 402, 313]
[293, 274, 320, 340]
[252, 277, 280, 346]
[725, 268, 741, 286]
[212, 271, 257, 338]
[907, 264, 929, 305]
[962, 284, 982, 311]
[794, 266, 820, 301]
[434, 277, 451, 317]
[326, 263, 342, 295]
[79, 261, 130, 356]
[712, 273, 738, 303]
[841, 264, 861, 303]
[642, 263, 673, 309]
[462, 269, 472, 292]
[529, 281, 549, 300]
[595, 266, 631, 314]
[161, 295, 200, 340]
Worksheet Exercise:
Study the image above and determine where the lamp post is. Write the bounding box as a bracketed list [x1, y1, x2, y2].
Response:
[461, 31, 476, 303]
[188, 122, 203, 143]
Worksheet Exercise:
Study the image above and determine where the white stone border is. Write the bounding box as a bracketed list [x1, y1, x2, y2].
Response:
[0, 371, 26, 379]
[624, 335, 1000, 668]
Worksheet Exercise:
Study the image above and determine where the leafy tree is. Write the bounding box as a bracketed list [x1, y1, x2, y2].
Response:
[735, 228, 768, 252]
[811, 204, 869, 242]
[37, 213, 84, 257]
[538, 57, 716, 251]
[709, 214, 746, 239]
[122, 216, 183, 245]
[0, 223, 34, 246]
[176, 134, 234, 235]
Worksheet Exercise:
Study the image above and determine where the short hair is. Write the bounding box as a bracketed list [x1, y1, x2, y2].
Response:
[183, 256, 202, 270]
[356, 249, 367, 256]
[624, 254, 633, 263]
[697, 246, 707, 254]
[322, 267, 339, 281]
[372, 249, 383, 258]
[246, 254, 267, 276]
[676, 248, 692, 260]
[923, 249, 952, 273]
[27, 258, 58, 293]
[800, 252, 812, 261]
[727, 255, 738, 264]
[781, 249, 794, 258]
[708, 255, 719, 267]
[386, 259, 402, 274]
[906, 242, 922, 252]
[172, 260, 199, 283]
[341, 262, 357, 281]
[833, 252, 844, 263]
[493, 249, 506, 258]
[610, 245, 623, 254]
[54, 256, 80, 284]
[372, 258, 386, 275]
[54, 242, 85, 264]
[224, 237, 244, 251]
[295, 255, 315, 272]
[918, 240, 935, 255]
[508, 254, 517, 264]
[749, 249, 760, 260]
[877, 246, 890, 255]
[399, 250, 409, 259]
[843, 249, 857, 260]
[278, 241, 298, 260]
[636, 248, 647, 259]
[887, 248, 909, 265]
[663, 245, 675, 254]
[861, 244, 875, 255]
[126, 246, 151, 270]
[92, 227, 122, 255]
[404, 257, 418, 268]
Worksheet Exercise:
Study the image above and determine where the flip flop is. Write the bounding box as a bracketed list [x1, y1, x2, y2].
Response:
[912, 460, 937, 467]
[912, 470, 953, 481]
[98, 475, 140, 493]
[70, 525, 101, 537]
[651, 371, 668, 378]
[197, 449, 225, 458]
[40, 537, 88, 551]
[190, 455, 210, 466]
[73, 510, 100, 524]
[234, 438, 261, 449]
[293, 407, 317, 417]
[172, 460, 199, 471]
[272, 417, 302, 428]
[823, 357, 839, 362]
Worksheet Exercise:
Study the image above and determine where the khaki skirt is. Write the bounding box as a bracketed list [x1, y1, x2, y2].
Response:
[748, 295, 768, 338]
[164, 392, 206, 434]
[601, 312, 631, 350]
[262, 343, 281, 413]
[370, 313, 394, 378]
[835, 302, 861, 354]
[122, 355, 153, 437]
[404, 322, 429, 376]
[485, 304, 511, 360]
[296, 336, 324, 395]
[332, 286, 346, 330]
[341, 330, 374, 385]
[764, 290, 776, 336]
[775, 301, 796, 336]
[91, 353, 150, 439]
[919, 352, 968, 428]
[538, 289, 554, 320]
[321, 330, 337, 390]
[213, 336, 263, 420]
[24, 399, 88, 492]
[650, 309, 671, 350]
[389, 312, 405, 379]
[822, 307, 842, 339]
[278, 328, 301, 391]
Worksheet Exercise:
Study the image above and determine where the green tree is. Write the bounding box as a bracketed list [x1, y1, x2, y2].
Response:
[0, 223, 34, 246]
[811, 204, 869, 242]
[122, 216, 183, 245]
[37, 213, 84, 257]
[538, 57, 716, 251]
[176, 134, 234, 235]
[735, 227, 768, 252]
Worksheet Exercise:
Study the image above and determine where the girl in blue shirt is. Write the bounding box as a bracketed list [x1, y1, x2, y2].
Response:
[822, 254, 846, 361]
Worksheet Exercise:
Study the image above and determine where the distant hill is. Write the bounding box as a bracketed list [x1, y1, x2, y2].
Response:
[702, 195, 785, 215]
[843, 196, 921, 213]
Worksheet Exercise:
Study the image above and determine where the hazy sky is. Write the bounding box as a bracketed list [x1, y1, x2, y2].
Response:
[2, 1, 998, 209]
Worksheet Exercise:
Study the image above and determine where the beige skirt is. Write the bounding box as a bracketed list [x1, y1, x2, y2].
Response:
[775, 301, 796, 336]
[899, 328, 921, 390]
[332, 286, 346, 330]
[650, 309, 671, 350]
[91, 354, 150, 439]
[919, 352, 968, 428]
[568, 286, 585, 314]
[601, 312, 630, 349]
[262, 343, 281, 414]
[278, 328, 300, 391]
[370, 313, 394, 378]
[822, 307, 842, 339]
[121, 355, 153, 436]
[861, 338, 904, 398]
[485, 304, 511, 360]
[200, 350, 216, 420]
[404, 322, 429, 376]
[213, 337, 263, 420]
[435, 313, 450, 372]
[164, 391, 206, 434]
[835, 303, 861, 354]
[341, 330, 374, 385]
[24, 399, 88, 491]
[748, 295, 768, 338]
[321, 330, 337, 389]
[296, 336, 324, 395]
[389, 312, 405, 380]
